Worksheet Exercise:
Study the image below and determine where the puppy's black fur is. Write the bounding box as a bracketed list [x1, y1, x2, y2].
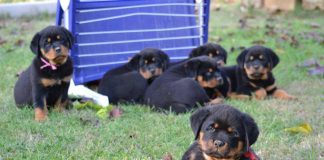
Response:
[14, 26, 74, 121]
[144, 56, 230, 114]
[182, 104, 259, 160]
[222, 45, 294, 100]
[98, 48, 169, 104]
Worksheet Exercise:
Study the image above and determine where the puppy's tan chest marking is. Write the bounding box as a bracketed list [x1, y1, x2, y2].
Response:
[41, 75, 72, 87]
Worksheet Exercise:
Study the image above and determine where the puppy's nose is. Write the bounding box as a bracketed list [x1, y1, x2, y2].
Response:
[214, 140, 225, 147]
[253, 65, 260, 70]
[55, 47, 61, 54]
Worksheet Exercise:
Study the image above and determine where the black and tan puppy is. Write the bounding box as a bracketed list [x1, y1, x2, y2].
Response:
[14, 26, 74, 121]
[182, 104, 259, 160]
[98, 48, 169, 104]
[190, 43, 228, 66]
[222, 45, 295, 100]
[170, 43, 227, 67]
[144, 56, 230, 114]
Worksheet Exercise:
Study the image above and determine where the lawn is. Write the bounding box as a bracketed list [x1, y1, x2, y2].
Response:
[0, 3, 324, 160]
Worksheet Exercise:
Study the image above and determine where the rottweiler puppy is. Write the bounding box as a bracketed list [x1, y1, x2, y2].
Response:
[190, 43, 228, 66]
[14, 26, 74, 121]
[222, 45, 295, 100]
[98, 48, 169, 104]
[182, 104, 260, 160]
[143, 56, 230, 114]
[170, 43, 228, 67]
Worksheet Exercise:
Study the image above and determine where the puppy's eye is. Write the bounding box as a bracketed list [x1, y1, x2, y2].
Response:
[57, 35, 61, 40]
[144, 60, 148, 64]
[207, 125, 216, 132]
[209, 68, 213, 72]
[216, 50, 219, 55]
[47, 38, 51, 43]
[209, 53, 213, 57]
[249, 56, 254, 61]
[152, 58, 155, 62]
[259, 55, 263, 60]
[229, 130, 239, 137]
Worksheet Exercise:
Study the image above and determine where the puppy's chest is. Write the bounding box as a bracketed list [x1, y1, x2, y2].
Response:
[40, 75, 72, 87]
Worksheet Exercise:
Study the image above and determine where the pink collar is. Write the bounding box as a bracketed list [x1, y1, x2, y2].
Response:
[243, 148, 258, 160]
[40, 57, 57, 70]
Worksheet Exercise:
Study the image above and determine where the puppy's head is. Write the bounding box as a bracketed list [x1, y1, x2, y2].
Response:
[185, 56, 224, 89]
[190, 43, 227, 67]
[30, 26, 74, 65]
[128, 48, 169, 79]
[237, 45, 279, 80]
[190, 104, 259, 159]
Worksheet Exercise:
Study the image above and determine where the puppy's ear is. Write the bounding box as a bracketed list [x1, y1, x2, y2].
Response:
[185, 59, 201, 77]
[265, 47, 279, 69]
[189, 45, 206, 58]
[242, 113, 259, 150]
[220, 47, 228, 64]
[237, 49, 248, 68]
[30, 32, 41, 55]
[128, 54, 142, 70]
[190, 107, 210, 140]
[158, 51, 170, 71]
[60, 27, 74, 49]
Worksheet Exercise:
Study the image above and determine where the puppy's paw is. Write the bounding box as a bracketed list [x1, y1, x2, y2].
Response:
[34, 108, 48, 122]
[273, 89, 297, 100]
[228, 93, 251, 100]
[254, 88, 267, 100]
[209, 98, 224, 105]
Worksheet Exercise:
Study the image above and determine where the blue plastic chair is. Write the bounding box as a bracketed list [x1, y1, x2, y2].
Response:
[56, 0, 210, 85]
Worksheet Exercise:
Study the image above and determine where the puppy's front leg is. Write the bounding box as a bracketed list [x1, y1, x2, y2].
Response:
[33, 87, 48, 121]
[54, 82, 70, 112]
[272, 89, 296, 100]
[266, 84, 296, 100]
[254, 88, 267, 100]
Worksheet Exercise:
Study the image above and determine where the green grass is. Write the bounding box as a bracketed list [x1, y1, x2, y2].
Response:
[1, 4, 324, 159]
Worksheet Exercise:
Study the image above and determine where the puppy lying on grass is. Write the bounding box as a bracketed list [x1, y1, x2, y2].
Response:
[222, 45, 296, 100]
[144, 56, 230, 114]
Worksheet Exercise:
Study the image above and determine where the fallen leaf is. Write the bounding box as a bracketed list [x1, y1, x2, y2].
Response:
[162, 153, 173, 160]
[0, 38, 7, 46]
[297, 59, 320, 68]
[14, 39, 25, 47]
[252, 40, 266, 45]
[284, 123, 313, 134]
[96, 107, 111, 119]
[308, 66, 324, 76]
[308, 22, 321, 29]
[239, 18, 248, 29]
[109, 108, 123, 119]
[300, 31, 324, 43]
